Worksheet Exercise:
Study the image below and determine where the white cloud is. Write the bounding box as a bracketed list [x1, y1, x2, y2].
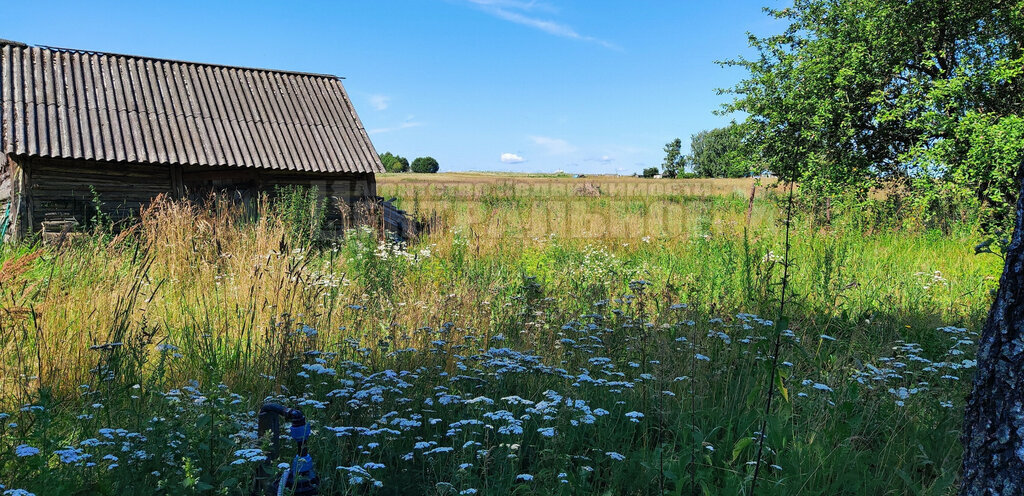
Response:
[368, 116, 422, 135]
[529, 135, 577, 155]
[368, 94, 390, 111]
[462, 0, 619, 50]
[500, 152, 525, 163]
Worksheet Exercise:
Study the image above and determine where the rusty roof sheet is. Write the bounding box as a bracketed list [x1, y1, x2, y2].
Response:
[0, 41, 384, 174]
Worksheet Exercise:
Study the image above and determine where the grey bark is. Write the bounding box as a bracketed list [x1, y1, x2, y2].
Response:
[961, 178, 1024, 495]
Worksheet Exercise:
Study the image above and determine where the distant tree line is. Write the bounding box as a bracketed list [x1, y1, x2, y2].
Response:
[647, 121, 754, 178]
[380, 152, 439, 173]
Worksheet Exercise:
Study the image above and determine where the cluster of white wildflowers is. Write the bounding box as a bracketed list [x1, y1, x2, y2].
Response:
[374, 236, 428, 263]
[913, 270, 949, 291]
[0, 288, 978, 493]
[568, 244, 630, 283]
[338, 225, 429, 270]
[851, 325, 977, 408]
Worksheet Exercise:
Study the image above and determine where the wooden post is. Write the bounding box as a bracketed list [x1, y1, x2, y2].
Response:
[366, 173, 377, 198]
[0, 154, 11, 241]
[170, 164, 184, 199]
[8, 156, 32, 241]
[746, 184, 757, 226]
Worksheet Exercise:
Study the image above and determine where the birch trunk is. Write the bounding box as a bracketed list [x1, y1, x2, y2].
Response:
[960, 178, 1024, 494]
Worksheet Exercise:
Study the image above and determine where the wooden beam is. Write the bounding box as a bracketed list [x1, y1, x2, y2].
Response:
[170, 164, 184, 198]
[7, 155, 31, 241]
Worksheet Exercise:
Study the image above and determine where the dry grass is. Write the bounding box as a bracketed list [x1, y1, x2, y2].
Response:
[379, 174, 781, 255]
[378, 172, 769, 197]
[0, 175, 998, 494]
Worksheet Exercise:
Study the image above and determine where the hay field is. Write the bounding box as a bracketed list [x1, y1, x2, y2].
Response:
[0, 174, 995, 495]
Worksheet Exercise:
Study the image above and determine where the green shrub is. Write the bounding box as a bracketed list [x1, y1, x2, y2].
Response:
[271, 185, 327, 245]
[411, 156, 440, 173]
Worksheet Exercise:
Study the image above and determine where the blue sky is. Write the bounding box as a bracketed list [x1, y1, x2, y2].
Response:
[3, 0, 783, 174]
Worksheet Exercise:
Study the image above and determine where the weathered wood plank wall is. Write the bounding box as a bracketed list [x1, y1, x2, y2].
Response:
[28, 157, 172, 231]
[6, 155, 377, 237]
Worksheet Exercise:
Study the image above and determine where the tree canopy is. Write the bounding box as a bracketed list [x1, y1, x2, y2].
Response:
[721, 0, 1024, 233]
[411, 156, 440, 173]
[688, 122, 750, 178]
[380, 152, 410, 173]
[661, 139, 683, 178]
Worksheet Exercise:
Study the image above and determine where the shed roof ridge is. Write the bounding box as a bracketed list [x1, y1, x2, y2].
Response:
[0, 40, 344, 81]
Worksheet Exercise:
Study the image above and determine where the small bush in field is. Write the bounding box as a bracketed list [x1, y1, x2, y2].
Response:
[411, 157, 440, 173]
[271, 185, 327, 244]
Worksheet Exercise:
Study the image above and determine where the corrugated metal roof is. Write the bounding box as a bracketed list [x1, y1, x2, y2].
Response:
[0, 41, 384, 174]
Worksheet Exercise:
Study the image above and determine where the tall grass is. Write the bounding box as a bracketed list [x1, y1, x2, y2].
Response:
[0, 178, 999, 495]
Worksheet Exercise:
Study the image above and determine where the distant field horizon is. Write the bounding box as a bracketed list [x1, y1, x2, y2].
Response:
[378, 171, 772, 197]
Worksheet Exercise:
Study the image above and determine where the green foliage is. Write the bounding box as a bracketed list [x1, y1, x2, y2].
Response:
[688, 122, 751, 177]
[955, 114, 1024, 235]
[479, 184, 527, 211]
[642, 167, 660, 178]
[380, 151, 410, 173]
[721, 0, 1024, 230]
[411, 156, 440, 173]
[339, 225, 412, 295]
[270, 185, 327, 245]
[661, 138, 683, 178]
[913, 97, 1024, 236]
[88, 185, 113, 233]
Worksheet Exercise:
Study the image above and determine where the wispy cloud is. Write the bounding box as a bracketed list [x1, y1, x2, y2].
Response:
[368, 94, 390, 111]
[369, 116, 422, 135]
[462, 0, 620, 50]
[465, 0, 557, 12]
[530, 135, 576, 155]
[500, 152, 525, 163]
[585, 154, 613, 163]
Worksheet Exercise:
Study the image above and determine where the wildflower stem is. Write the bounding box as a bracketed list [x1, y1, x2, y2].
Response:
[751, 182, 795, 494]
[690, 316, 699, 496]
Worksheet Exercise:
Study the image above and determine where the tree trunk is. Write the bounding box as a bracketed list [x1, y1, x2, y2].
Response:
[961, 178, 1024, 495]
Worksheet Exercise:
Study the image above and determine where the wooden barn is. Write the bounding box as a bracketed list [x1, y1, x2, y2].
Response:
[0, 39, 389, 240]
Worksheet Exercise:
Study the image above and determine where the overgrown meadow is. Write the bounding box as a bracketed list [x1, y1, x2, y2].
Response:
[0, 174, 1000, 495]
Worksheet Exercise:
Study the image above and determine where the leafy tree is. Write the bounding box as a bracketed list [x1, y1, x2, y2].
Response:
[688, 122, 750, 177]
[661, 138, 683, 178]
[720, 0, 1024, 232]
[641, 167, 660, 178]
[380, 152, 395, 171]
[411, 156, 440, 173]
[719, 1, 1024, 489]
[380, 152, 409, 173]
